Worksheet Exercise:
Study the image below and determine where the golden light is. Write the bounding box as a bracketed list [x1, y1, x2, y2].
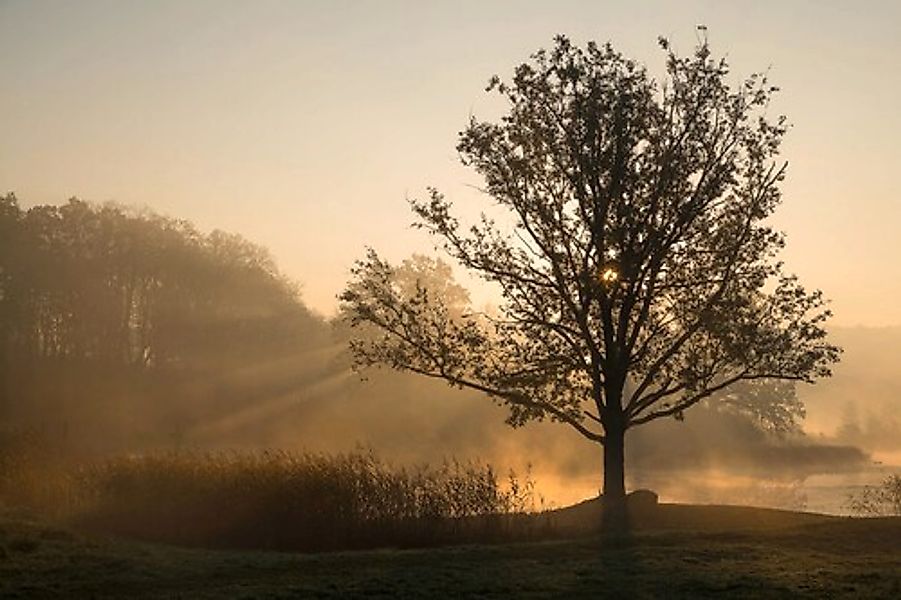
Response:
[600, 267, 619, 284]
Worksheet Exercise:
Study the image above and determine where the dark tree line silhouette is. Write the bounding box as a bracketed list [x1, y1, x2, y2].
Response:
[0, 194, 323, 426]
[0, 194, 315, 367]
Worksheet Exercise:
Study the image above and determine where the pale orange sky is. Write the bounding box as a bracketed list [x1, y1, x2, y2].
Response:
[1, 0, 899, 325]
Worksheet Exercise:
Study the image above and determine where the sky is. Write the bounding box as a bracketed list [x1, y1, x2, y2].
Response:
[2, 0, 900, 325]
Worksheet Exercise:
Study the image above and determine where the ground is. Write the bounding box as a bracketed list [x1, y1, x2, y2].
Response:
[2, 505, 899, 599]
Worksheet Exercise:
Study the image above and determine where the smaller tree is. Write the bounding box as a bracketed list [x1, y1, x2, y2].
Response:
[715, 379, 805, 435]
[392, 254, 472, 317]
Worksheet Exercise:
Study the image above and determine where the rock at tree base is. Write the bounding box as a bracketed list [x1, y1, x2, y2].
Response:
[627, 489, 659, 513]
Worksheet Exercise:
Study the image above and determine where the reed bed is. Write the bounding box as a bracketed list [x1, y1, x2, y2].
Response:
[1, 440, 544, 553]
[74, 449, 545, 551]
[0, 427, 76, 516]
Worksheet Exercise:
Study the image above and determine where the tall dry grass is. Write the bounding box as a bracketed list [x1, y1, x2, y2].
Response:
[0, 426, 77, 516]
[2, 430, 549, 551]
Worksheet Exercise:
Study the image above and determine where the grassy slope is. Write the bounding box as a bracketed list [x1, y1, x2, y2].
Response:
[2, 504, 900, 599]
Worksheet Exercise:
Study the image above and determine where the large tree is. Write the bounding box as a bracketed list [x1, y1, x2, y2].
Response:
[340, 35, 839, 506]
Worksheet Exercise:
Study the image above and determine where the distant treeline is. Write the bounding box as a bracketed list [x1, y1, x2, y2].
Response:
[0, 195, 329, 443]
[0, 194, 321, 368]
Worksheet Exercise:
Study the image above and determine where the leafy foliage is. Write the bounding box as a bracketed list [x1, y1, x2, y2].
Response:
[341, 35, 839, 494]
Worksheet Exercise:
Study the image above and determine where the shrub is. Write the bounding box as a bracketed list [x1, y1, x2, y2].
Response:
[847, 475, 901, 516]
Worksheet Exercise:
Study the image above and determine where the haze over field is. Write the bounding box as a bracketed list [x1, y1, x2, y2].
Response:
[2, 1, 900, 513]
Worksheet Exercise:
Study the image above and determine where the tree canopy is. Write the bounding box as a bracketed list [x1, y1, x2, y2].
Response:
[0, 194, 318, 369]
[341, 34, 840, 501]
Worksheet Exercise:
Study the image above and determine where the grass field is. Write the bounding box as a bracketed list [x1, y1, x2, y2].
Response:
[3, 503, 900, 599]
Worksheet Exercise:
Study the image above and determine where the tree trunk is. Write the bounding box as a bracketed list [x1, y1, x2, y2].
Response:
[603, 424, 626, 500]
[602, 421, 627, 533]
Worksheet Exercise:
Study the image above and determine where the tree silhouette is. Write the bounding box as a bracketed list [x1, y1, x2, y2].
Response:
[0, 195, 315, 372]
[0, 194, 329, 449]
[341, 35, 839, 512]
